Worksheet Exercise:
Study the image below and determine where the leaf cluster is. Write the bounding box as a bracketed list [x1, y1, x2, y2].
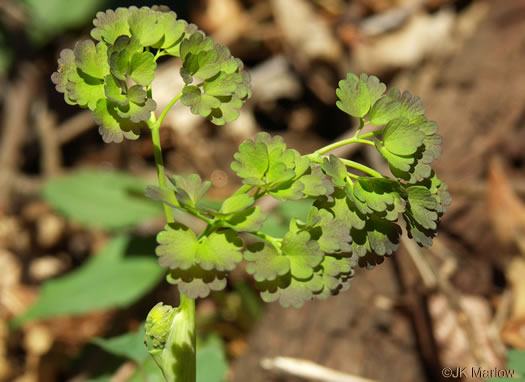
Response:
[52, 6, 251, 143]
[336, 74, 442, 183]
[149, 122, 449, 306]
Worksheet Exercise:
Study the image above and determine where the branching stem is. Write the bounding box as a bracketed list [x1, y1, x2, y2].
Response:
[314, 129, 383, 155]
[148, 99, 196, 382]
[157, 92, 183, 128]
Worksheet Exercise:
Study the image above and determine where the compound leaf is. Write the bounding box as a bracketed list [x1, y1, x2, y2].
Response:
[258, 273, 324, 308]
[383, 117, 425, 156]
[129, 51, 156, 86]
[314, 188, 366, 230]
[167, 267, 228, 299]
[168, 173, 212, 208]
[104, 75, 127, 105]
[219, 194, 254, 214]
[91, 7, 131, 44]
[299, 166, 334, 197]
[157, 224, 242, 272]
[128, 7, 165, 47]
[360, 73, 386, 106]
[369, 95, 402, 126]
[181, 85, 221, 118]
[225, 206, 266, 232]
[94, 99, 141, 143]
[156, 223, 198, 270]
[306, 207, 352, 254]
[244, 242, 290, 282]
[74, 40, 110, 79]
[388, 88, 424, 121]
[322, 155, 347, 187]
[281, 230, 323, 279]
[336, 73, 371, 118]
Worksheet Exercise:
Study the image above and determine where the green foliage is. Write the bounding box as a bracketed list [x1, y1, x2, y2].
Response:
[487, 349, 525, 381]
[11, 236, 163, 328]
[336, 73, 386, 118]
[147, 72, 449, 308]
[22, 0, 109, 44]
[93, 325, 227, 382]
[42, 169, 162, 230]
[52, 6, 251, 142]
[92, 324, 149, 363]
[52, 9, 449, 377]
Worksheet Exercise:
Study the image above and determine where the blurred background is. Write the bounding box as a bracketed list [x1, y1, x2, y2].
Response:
[1, 0, 525, 381]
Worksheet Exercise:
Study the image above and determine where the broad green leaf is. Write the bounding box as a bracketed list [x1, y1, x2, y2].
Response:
[92, 324, 148, 363]
[196, 336, 228, 382]
[24, 0, 108, 44]
[128, 356, 164, 382]
[231, 135, 271, 185]
[507, 349, 525, 376]
[182, 49, 220, 82]
[42, 169, 161, 229]
[12, 236, 163, 328]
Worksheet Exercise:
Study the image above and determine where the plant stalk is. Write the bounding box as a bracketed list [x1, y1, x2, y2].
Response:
[148, 113, 196, 382]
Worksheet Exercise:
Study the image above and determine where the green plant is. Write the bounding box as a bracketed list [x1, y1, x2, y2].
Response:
[52, 6, 450, 381]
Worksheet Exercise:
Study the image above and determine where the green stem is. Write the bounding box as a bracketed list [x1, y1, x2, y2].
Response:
[251, 232, 282, 254]
[160, 296, 196, 382]
[232, 184, 254, 197]
[148, 101, 196, 382]
[307, 153, 383, 178]
[315, 137, 374, 155]
[339, 158, 383, 178]
[314, 128, 384, 155]
[359, 130, 383, 139]
[157, 92, 183, 128]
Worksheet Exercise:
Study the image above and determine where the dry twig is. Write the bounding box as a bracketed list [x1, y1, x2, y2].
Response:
[261, 356, 377, 382]
[0, 64, 39, 207]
